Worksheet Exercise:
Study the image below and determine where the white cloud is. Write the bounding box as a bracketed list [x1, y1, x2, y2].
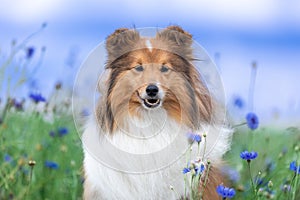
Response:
[0, 0, 65, 23]
[1, 0, 299, 31]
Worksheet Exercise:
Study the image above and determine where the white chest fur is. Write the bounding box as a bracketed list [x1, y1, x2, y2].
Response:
[82, 112, 232, 199]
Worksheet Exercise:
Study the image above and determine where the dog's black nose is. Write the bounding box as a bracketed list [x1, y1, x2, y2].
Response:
[146, 84, 159, 97]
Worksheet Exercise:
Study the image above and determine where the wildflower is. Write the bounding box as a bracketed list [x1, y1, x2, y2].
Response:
[55, 82, 62, 90]
[246, 112, 259, 130]
[49, 131, 55, 137]
[265, 158, 276, 172]
[289, 161, 300, 174]
[186, 132, 201, 144]
[183, 159, 205, 176]
[268, 181, 273, 188]
[4, 154, 12, 162]
[41, 22, 47, 28]
[26, 47, 35, 59]
[58, 127, 69, 136]
[29, 93, 46, 103]
[254, 177, 264, 186]
[12, 99, 24, 111]
[216, 184, 236, 199]
[233, 96, 244, 109]
[182, 167, 190, 174]
[282, 147, 288, 155]
[45, 161, 59, 170]
[41, 46, 46, 52]
[264, 189, 275, 199]
[221, 166, 240, 183]
[240, 150, 258, 162]
[28, 160, 36, 167]
[280, 184, 291, 193]
[81, 108, 90, 117]
[257, 188, 264, 197]
[195, 162, 205, 175]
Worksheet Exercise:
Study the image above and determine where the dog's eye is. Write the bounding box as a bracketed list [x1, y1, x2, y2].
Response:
[135, 65, 144, 72]
[160, 65, 169, 73]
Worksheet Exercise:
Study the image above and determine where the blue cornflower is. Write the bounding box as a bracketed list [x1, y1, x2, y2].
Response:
[58, 127, 69, 136]
[186, 132, 201, 144]
[49, 131, 55, 137]
[183, 160, 205, 176]
[4, 154, 12, 162]
[265, 158, 276, 172]
[81, 108, 90, 117]
[240, 151, 258, 162]
[254, 177, 264, 186]
[221, 166, 240, 183]
[29, 93, 46, 103]
[233, 96, 244, 109]
[26, 47, 35, 59]
[182, 167, 190, 174]
[216, 185, 236, 199]
[195, 162, 205, 175]
[45, 161, 59, 170]
[13, 99, 24, 111]
[246, 112, 259, 130]
[289, 161, 300, 174]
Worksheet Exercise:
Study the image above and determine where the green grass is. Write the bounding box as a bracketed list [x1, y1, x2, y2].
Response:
[224, 127, 300, 199]
[0, 110, 299, 199]
[0, 111, 83, 200]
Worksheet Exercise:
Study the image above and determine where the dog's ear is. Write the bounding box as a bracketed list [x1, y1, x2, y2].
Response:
[155, 26, 193, 59]
[106, 28, 141, 64]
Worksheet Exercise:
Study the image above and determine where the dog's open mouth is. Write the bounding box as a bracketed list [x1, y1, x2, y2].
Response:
[136, 91, 161, 109]
[143, 98, 161, 108]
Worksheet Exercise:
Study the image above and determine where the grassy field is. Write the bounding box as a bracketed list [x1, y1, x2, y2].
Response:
[224, 127, 300, 199]
[0, 27, 299, 199]
[0, 109, 299, 199]
[0, 111, 83, 200]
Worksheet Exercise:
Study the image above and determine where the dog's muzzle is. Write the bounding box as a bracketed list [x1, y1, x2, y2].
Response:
[138, 84, 162, 109]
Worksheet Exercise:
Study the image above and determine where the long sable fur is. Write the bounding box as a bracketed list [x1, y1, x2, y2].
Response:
[97, 26, 213, 134]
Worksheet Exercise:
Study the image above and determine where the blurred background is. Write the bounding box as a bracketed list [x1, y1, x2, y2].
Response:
[0, 0, 299, 126]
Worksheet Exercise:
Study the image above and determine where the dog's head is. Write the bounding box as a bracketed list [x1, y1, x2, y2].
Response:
[97, 26, 213, 133]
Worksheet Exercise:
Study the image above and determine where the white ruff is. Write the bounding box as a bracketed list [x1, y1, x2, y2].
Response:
[83, 110, 232, 199]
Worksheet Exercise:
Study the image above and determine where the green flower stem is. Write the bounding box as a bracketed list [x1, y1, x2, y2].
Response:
[184, 146, 192, 199]
[197, 142, 201, 157]
[184, 175, 187, 200]
[170, 185, 180, 199]
[25, 165, 34, 200]
[247, 161, 257, 197]
[232, 122, 247, 129]
[0, 97, 11, 124]
[190, 175, 194, 200]
[0, 23, 46, 90]
[292, 172, 299, 200]
[199, 161, 211, 199]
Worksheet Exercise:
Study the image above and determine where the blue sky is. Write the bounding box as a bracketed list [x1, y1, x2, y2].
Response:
[0, 0, 299, 125]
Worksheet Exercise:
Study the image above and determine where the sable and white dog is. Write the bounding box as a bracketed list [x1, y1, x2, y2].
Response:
[82, 26, 232, 200]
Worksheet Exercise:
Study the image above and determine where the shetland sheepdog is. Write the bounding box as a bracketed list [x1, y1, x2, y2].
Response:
[82, 26, 232, 200]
